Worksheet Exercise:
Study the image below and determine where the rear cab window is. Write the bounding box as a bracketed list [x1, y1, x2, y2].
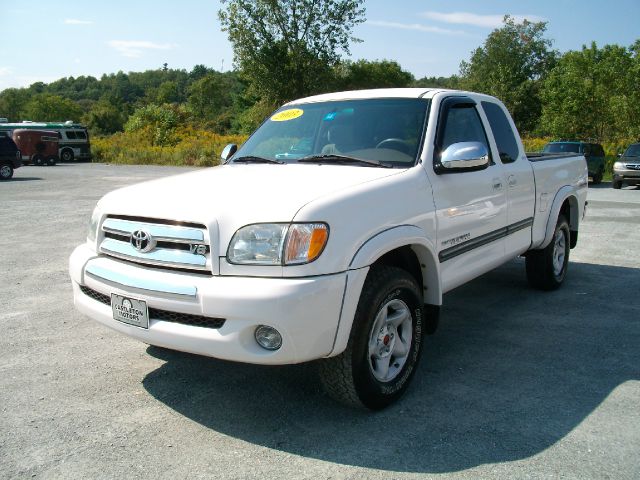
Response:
[481, 101, 520, 164]
[543, 143, 581, 154]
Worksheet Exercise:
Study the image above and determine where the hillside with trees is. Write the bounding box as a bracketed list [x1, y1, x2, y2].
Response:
[0, 3, 638, 168]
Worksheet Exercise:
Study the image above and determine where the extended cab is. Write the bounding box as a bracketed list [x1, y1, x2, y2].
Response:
[69, 89, 588, 409]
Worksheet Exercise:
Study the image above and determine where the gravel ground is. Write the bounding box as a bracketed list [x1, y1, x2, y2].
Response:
[1, 163, 638, 480]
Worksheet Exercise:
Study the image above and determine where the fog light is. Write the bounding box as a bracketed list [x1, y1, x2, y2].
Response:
[254, 325, 282, 350]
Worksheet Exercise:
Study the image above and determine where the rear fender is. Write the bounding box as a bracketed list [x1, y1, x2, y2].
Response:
[539, 186, 580, 249]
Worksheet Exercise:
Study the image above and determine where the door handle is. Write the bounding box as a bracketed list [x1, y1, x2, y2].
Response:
[508, 174, 517, 187]
[492, 177, 503, 190]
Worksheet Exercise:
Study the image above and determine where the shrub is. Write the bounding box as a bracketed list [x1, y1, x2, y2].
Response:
[92, 129, 247, 166]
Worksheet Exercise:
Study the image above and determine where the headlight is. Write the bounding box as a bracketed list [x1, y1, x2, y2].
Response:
[613, 162, 624, 170]
[87, 207, 101, 243]
[228, 223, 329, 265]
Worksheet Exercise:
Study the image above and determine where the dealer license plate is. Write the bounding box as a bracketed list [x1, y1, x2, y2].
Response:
[111, 294, 149, 329]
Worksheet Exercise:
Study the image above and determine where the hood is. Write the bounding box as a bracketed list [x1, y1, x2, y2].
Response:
[621, 155, 640, 163]
[98, 163, 404, 244]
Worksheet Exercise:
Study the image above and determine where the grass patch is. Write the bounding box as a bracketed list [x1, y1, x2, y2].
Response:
[92, 129, 248, 167]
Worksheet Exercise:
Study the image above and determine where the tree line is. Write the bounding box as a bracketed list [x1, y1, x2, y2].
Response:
[0, 1, 638, 146]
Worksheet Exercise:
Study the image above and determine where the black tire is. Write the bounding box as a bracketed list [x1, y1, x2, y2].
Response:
[319, 266, 425, 410]
[0, 163, 13, 180]
[61, 149, 74, 162]
[612, 179, 622, 189]
[46, 155, 57, 166]
[32, 154, 44, 166]
[526, 215, 570, 291]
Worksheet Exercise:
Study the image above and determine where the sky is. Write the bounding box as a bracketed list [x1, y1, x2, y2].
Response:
[1, 0, 639, 91]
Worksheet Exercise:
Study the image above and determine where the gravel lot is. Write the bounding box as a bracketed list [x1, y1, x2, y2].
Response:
[1, 163, 639, 479]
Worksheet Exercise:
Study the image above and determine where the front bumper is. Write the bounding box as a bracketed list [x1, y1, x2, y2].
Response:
[70, 243, 354, 365]
[614, 167, 640, 185]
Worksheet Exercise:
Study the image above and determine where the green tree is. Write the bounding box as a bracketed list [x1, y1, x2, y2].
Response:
[540, 42, 640, 141]
[219, 0, 366, 104]
[83, 100, 126, 135]
[334, 60, 414, 90]
[156, 81, 181, 104]
[22, 93, 83, 121]
[459, 16, 557, 134]
[413, 75, 460, 89]
[125, 103, 190, 146]
[187, 73, 233, 120]
[0, 88, 32, 121]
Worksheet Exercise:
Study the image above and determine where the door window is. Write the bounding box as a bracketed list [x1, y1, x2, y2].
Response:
[437, 104, 489, 154]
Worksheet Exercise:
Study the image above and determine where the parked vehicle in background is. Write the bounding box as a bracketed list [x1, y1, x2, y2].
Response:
[0, 121, 91, 162]
[613, 143, 640, 189]
[12, 129, 59, 166]
[543, 141, 605, 184]
[0, 134, 22, 180]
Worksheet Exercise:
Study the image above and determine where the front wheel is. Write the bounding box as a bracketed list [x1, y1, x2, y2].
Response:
[32, 154, 44, 166]
[0, 163, 13, 180]
[612, 179, 622, 189]
[319, 266, 424, 410]
[46, 155, 57, 166]
[525, 215, 570, 291]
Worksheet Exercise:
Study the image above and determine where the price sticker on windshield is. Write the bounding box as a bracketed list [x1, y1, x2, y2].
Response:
[271, 108, 304, 122]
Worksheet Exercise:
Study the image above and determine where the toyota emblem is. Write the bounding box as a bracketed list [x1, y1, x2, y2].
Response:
[131, 230, 156, 253]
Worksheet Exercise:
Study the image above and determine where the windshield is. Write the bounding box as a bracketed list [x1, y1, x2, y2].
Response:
[232, 98, 430, 167]
[543, 142, 581, 154]
[623, 143, 640, 157]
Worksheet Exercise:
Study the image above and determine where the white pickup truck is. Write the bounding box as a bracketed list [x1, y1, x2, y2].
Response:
[70, 88, 587, 409]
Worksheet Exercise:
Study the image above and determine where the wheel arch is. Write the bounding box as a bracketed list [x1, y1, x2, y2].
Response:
[540, 188, 580, 250]
[348, 225, 442, 306]
[328, 226, 441, 358]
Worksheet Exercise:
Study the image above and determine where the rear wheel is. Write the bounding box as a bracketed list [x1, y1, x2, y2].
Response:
[46, 155, 57, 166]
[61, 149, 74, 162]
[0, 163, 13, 180]
[319, 266, 425, 410]
[32, 154, 44, 166]
[526, 215, 570, 291]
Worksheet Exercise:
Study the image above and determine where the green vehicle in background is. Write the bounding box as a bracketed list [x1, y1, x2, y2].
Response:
[542, 141, 605, 184]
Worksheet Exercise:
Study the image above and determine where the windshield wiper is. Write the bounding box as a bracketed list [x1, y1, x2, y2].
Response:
[232, 156, 285, 164]
[298, 154, 392, 168]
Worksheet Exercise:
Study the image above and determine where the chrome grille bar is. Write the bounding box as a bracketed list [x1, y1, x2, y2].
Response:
[99, 217, 210, 272]
[102, 218, 204, 243]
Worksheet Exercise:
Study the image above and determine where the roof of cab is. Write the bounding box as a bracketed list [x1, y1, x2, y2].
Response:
[285, 88, 454, 105]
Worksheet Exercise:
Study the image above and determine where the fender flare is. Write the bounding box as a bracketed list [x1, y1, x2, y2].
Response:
[540, 186, 580, 249]
[328, 225, 442, 357]
[348, 225, 442, 306]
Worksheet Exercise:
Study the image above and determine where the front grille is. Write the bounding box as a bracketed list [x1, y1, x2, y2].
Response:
[626, 164, 640, 170]
[99, 216, 211, 273]
[79, 285, 225, 330]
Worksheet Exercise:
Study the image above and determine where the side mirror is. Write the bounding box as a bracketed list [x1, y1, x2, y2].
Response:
[220, 143, 237, 162]
[617, 153, 622, 158]
[437, 141, 489, 173]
